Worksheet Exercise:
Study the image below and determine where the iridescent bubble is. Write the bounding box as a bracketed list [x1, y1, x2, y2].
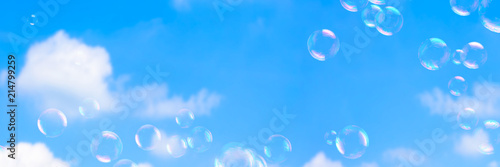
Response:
[113, 159, 138, 167]
[28, 14, 38, 26]
[484, 120, 500, 129]
[252, 153, 268, 167]
[340, 0, 369, 12]
[91, 131, 123, 163]
[375, 6, 404, 36]
[362, 5, 383, 28]
[448, 76, 468, 96]
[324, 130, 337, 145]
[307, 29, 340, 61]
[166, 135, 188, 158]
[418, 38, 451, 70]
[478, 143, 494, 154]
[452, 49, 464, 65]
[216, 143, 255, 167]
[176, 109, 195, 128]
[335, 125, 369, 159]
[457, 108, 479, 130]
[37, 108, 67, 138]
[187, 126, 213, 153]
[450, 0, 480, 16]
[461, 42, 487, 69]
[479, 0, 500, 33]
[135, 124, 161, 150]
[78, 98, 100, 118]
[263, 135, 292, 163]
[369, 0, 385, 5]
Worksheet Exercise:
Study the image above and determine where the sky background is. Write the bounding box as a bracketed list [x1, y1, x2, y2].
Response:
[1, 0, 500, 166]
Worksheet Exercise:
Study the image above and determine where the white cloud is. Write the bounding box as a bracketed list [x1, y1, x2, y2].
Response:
[303, 152, 343, 167]
[359, 162, 379, 167]
[18, 30, 220, 118]
[0, 142, 69, 167]
[489, 161, 498, 167]
[419, 80, 500, 119]
[454, 129, 490, 156]
[137, 162, 153, 167]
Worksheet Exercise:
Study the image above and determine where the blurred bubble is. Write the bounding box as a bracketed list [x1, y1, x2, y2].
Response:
[216, 143, 255, 167]
[252, 153, 268, 167]
[187, 126, 213, 153]
[324, 130, 337, 145]
[91, 131, 123, 163]
[307, 29, 340, 61]
[479, 0, 500, 33]
[28, 14, 38, 26]
[375, 6, 404, 36]
[362, 5, 383, 28]
[263, 135, 292, 163]
[113, 159, 137, 167]
[478, 143, 494, 154]
[484, 120, 500, 129]
[78, 98, 100, 118]
[450, 0, 480, 16]
[176, 109, 195, 128]
[37, 108, 67, 138]
[135, 124, 161, 150]
[335, 125, 369, 159]
[461, 42, 487, 69]
[340, 0, 369, 12]
[448, 76, 468, 96]
[452, 49, 464, 65]
[369, 0, 385, 5]
[457, 108, 479, 130]
[418, 38, 451, 70]
[166, 135, 188, 158]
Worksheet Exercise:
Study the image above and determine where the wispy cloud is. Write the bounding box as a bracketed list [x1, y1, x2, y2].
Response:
[454, 129, 490, 156]
[303, 152, 343, 167]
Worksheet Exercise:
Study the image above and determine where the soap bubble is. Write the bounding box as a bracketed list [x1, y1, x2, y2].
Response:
[369, 0, 385, 5]
[166, 135, 188, 158]
[37, 108, 67, 138]
[91, 131, 123, 163]
[452, 49, 464, 65]
[335, 125, 369, 159]
[324, 130, 337, 145]
[307, 29, 340, 61]
[187, 126, 213, 153]
[263, 135, 292, 163]
[461, 42, 487, 69]
[479, 0, 500, 33]
[113, 159, 138, 167]
[448, 76, 468, 96]
[418, 38, 451, 70]
[215, 143, 255, 167]
[375, 6, 404, 36]
[457, 108, 479, 130]
[450, 0, 480, 16]
[78, 98, 100, 118]
[135, 124, 161, 150]
[176, 109, 195, 128]
[340, 0, 369, 12]
[362, 5, 383, 28]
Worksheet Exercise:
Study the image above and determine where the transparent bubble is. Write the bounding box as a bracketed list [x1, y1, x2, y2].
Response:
[166, 135, 188, 158]
[113, 159, 138, 167]
[324, 130, 337, 145]
[484, 120, 500, 129]
[340, 0, 369, 12]
[335, 125, 369, 159]
[135, 124, 161, 150]
[362, 5, 383, 28]
[78, 98, 100, 118]
[37, 108, 67, 138]
[450, 0, 480, 16]
[216, 143, 255, 167]
[461, 42, 487, 69]
[457, 108, 479, 130]
[252, 153, 268, 167]
[369, 0, 385, 5]
[478, 143, 494, 154]
[263, 135, 292, 163]
[452, 49, 464, 65]
[307, 29, 340, 61]
[91, 131, 123, 163]
[479, 0, 500, 33]
[418, 38, 451, 70]
[176, 109, 195, 128]
[448, 76, 468, 96]
[375, 6, 404, 36]
[187, 126, 213, 153]
[28, 14, 38, 26]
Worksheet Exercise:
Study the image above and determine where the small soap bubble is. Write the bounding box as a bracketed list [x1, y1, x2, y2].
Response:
[135, 124, 161, 150]
[91, 131, 123, 163]
[37, 108, 67, 138]
[457, 108, 479, 130]
[263, 135, 292, 163]
[176, 109, 195, 128]
[335, 125, 369, 159]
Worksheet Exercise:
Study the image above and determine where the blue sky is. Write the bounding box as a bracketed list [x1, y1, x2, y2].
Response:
[1, 0, 500, 166]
